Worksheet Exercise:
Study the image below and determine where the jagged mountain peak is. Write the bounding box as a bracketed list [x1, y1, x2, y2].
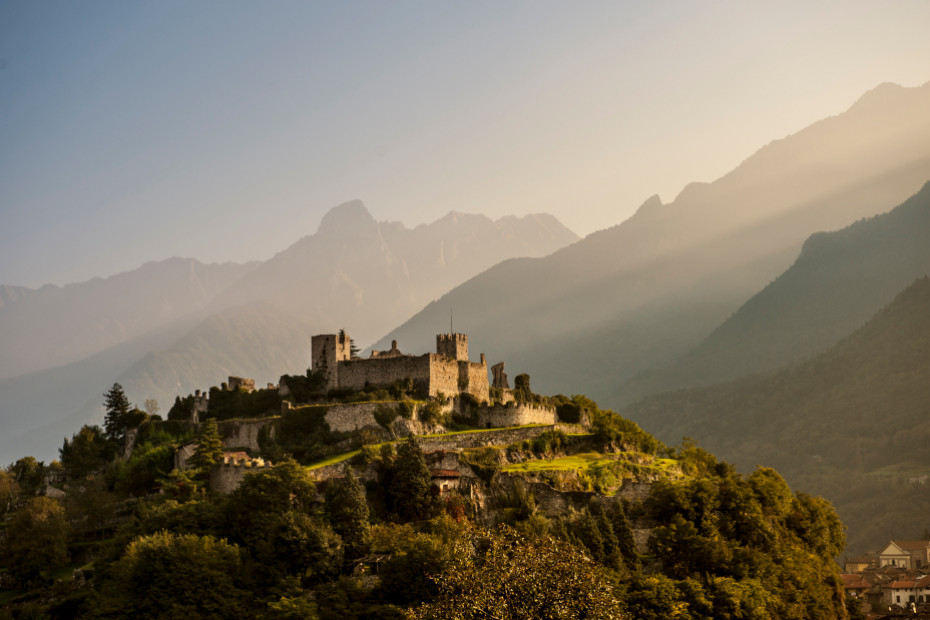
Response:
[316, 199, 377, 238]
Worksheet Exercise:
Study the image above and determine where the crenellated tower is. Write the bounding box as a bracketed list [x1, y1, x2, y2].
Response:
[436, 332, 468, 361]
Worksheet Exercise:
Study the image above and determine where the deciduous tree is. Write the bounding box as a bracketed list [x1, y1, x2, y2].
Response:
[2, 497, 70, 588]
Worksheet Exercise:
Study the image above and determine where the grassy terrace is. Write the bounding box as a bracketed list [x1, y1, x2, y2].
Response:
[503, 452, 677, 474]
[305, 424, 575, 470]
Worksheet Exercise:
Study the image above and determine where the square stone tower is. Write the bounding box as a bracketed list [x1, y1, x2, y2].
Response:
[311, 332, 352, 390]
[436, 333, 468, 361]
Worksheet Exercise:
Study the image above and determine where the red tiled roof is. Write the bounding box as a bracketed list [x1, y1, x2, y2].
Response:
[884, 580, 917, 589]
[917, 575, 930, 588]
[430, 469, 461, 478]
[842, 574, 873, 589]
[893, 540, 930, 550]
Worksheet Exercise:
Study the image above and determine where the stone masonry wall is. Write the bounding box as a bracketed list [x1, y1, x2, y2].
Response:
[427, 355, 460, 399]
[414, 424, 560, 453]
[217, 418, 277, 451]
[337, 355, 433, 396]
[464, 360, 490, 402]
[477, 403, 556, 428]
[324, 402, 387, 433]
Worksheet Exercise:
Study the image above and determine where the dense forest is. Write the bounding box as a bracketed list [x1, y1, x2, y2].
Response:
[0, 381, 849, 619]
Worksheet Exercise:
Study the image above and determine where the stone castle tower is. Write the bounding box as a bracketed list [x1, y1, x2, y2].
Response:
[436, 333, 468, 361]
[311, 332, 352, 391]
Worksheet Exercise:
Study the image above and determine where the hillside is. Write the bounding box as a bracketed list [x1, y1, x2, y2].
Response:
[0, 376, 848, 618]
[616, 179, 930, 405]
[624, 276, 930, 553]
[372, 81, 930, 402]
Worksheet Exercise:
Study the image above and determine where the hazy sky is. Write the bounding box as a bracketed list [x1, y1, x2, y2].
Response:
[2, 1, 929, 287]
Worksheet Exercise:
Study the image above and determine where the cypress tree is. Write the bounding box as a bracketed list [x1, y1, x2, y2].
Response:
[390, 437, 430, 521]
[325, 469, 371, 558]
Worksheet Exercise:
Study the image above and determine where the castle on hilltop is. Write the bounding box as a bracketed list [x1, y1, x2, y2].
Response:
[311, 331, 491, 402]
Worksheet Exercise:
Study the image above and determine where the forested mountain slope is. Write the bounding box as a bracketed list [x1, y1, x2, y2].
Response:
[624, 276, 930, 553]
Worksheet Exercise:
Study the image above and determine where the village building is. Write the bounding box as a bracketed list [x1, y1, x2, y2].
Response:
[880, 540, 930, 570]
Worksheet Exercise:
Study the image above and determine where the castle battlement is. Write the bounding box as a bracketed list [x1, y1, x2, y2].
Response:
[436, 332, 468, 361]
[311, 331, 490, 402]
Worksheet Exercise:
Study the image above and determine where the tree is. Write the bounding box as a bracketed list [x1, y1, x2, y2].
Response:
[325, 469, 371, 559]
[10, 456, 46, 496]
[143, 398, 160, 417]
[103, 383, 145, 443]
[189, 418, 225, 476]
[63, 475, 119, 540]
[223, 461, 342, 584]
[1, 497, 70, 588]
[190, 418, 223, 478]
[514, 373, 532, 401]
[0, 469, 20, 517]
[98, 531, 251, 618]
[60, 424, 113, 478]
[390, 437, 431, 521]
[409, 524, 624, 620]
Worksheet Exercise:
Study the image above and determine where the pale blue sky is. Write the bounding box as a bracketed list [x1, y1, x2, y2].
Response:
[2, 1, 929, 287]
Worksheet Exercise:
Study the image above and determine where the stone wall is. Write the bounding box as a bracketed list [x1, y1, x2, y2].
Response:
[414, 424, 559, 453]
[476, 403, 557, 428]
[424, 356, 490, 402]
[324, 402, 388, 433]
[217, 418, 277, 451]
[338, 355, 433, 395]
[463, 360, 491, 403]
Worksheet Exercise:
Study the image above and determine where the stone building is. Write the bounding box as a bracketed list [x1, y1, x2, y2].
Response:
[311, 331, 490, 402]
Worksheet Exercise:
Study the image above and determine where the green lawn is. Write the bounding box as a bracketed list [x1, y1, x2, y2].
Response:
[503, 452, 614, 472]
[503, 452, 679, 475]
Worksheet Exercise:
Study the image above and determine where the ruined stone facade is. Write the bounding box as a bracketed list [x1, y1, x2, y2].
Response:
[312, 331, 490, 402]
[491, 362, 509, 389]
[227, 376, 256, 393]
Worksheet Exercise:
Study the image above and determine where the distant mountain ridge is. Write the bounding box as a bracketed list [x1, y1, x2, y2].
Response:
[372, 81, 930, 402]
[622, 276, 930, 553]
[0, 204, 578, 463]
[206, 201, 578, 345]
[616, 179, 930, 404]
[0, 257, 258, 380]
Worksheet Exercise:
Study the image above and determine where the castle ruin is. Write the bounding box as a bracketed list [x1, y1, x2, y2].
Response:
[311, 331, 490, 402]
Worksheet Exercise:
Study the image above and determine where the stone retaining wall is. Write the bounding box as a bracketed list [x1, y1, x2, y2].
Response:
[217, 418, 277, 451]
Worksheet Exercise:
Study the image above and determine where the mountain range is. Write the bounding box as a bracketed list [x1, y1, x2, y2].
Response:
[0, 207, 577, 464]
[617, 179, 930, 405]
[372, 81, 930, 405]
